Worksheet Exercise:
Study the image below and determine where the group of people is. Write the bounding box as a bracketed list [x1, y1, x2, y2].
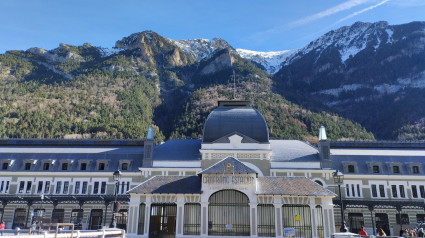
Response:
[358, 226, 425, 237]
[358, 227, 386, 236]
[401, 228, 425, 237]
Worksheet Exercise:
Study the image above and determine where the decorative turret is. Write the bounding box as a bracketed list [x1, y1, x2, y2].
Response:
[318, 126, 331, 168]
[143, 125, 154, 167]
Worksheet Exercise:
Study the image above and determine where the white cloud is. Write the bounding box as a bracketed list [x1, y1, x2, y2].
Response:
[334, 0, 391, 25]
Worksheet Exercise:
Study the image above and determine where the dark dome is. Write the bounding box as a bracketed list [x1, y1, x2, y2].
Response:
[202, 101, 269, 143]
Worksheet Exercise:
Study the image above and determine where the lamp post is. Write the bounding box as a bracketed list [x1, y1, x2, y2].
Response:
[110, 170, 122, 228]
[333, 170, 348, 232]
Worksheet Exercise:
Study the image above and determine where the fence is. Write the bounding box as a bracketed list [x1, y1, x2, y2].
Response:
[0, 228, 125, 238]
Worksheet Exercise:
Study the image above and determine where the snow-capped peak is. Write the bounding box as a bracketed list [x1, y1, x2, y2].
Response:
[171, 37, 232, 62]
[236, 49, 294, 74]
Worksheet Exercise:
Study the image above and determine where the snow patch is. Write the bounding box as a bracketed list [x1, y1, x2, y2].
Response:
[236, 49, 294, 74]
[386, 29, 394, 43]
[98, 47, 123, 57]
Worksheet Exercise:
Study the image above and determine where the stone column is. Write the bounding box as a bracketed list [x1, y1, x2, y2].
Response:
[127, 200, 139, 235]
[274, 203, 283, 238]
[309, 204, 317, 238]
[144, 196, 152, 236]
[200, 202, 209, 235]
[322, 204, 335, 238]
[176, 199, 185, 237]
[250, 203, 258, 237]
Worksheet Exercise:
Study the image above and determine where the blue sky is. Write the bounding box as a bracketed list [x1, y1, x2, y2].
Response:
[1, 0, 425, 54]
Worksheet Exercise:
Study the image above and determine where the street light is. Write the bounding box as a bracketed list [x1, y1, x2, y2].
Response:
[110, 170, 122, 228]
[333, 170, 348, 232]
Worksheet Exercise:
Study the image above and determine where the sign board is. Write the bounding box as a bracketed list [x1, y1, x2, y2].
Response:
[295, 214, 300, 221]
[226, 224, 232, 230]
[284, 228, 296, 237]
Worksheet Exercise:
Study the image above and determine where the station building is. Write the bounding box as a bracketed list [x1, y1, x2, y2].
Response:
[0, 100, 424, 238]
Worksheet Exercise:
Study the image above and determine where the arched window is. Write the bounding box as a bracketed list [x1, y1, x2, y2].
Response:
[208, 190, 250, 236]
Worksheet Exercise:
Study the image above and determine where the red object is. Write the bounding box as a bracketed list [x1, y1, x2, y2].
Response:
[358, 229, 368, 236]
[0, 222, 5, 230]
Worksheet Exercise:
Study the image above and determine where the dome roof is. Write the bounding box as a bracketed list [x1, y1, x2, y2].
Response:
[202, 101, 269, 143]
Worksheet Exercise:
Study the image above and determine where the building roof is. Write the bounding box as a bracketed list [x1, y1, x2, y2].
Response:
[256, 176, 335, 196]
[0, 140, 144, 172]
[152, 139, 201, 161]
[270, 140, 319, 162]
[128, 176, 202, 194]
[199, 157, 257, 174]
[202, 102, 269, 144]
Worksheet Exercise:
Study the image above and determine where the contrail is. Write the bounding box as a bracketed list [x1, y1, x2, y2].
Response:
[335, 0, 391, 24]
[288, 0, 372, 28]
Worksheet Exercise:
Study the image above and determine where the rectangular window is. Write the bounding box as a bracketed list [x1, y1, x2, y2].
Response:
[379, 185, 385, 197]
[25, 163, 31, 170]
[121, 182, 125, 194]
[4, 181, 9, 193]
[26, 181, 32, 193]
[93, 182, 99, 194]
[372, 185, 378, 197]
[98, 163, 105, 170]
[82, 182, 88, 194]
[346, 186, 350, 197]
[420, 185, 425, 198]
[62, 163, 68, 170]
[357, 184, 361, 197]
[121, 163, 128, 171]
[399, 185, 405, 198]
[392, 185, 398, 198]
[56, 182, 62, 194]
[2, 163, 8, 170]
[412, 185, 418, 198]
[43, 163, 50, 170]
[373, 165, 380, 173]
[19, 181, 25, 193]
[80, 163, 87, 171]
[100, 182, 106, 194]
[44, 181, 50, 193]
[37, 181, 43, 193]
[63, 182, 69, 194]
[74, 182, 80, 194]
[0, 181, 4, 193]
[351, 184, 355, 197]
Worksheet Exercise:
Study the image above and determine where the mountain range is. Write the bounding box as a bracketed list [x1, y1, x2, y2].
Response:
[1, 21, 424, 142]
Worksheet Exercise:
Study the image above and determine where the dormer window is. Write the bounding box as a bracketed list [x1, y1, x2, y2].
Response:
[43, 163, 50, 170]
[119, 160, 131, 171]
[80, 163, 87, 171]
[393, 166, 400, 173]
[413, 166, 420, 174]
[25, 163, 31, 170]
[2, 163, 8, 170]
[373, 165, 380, 173]
[1, 159, 14, 170]
[62, 163, 68, 171]
[96, 160, 108, 171]
[342, 162, 357, 173]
